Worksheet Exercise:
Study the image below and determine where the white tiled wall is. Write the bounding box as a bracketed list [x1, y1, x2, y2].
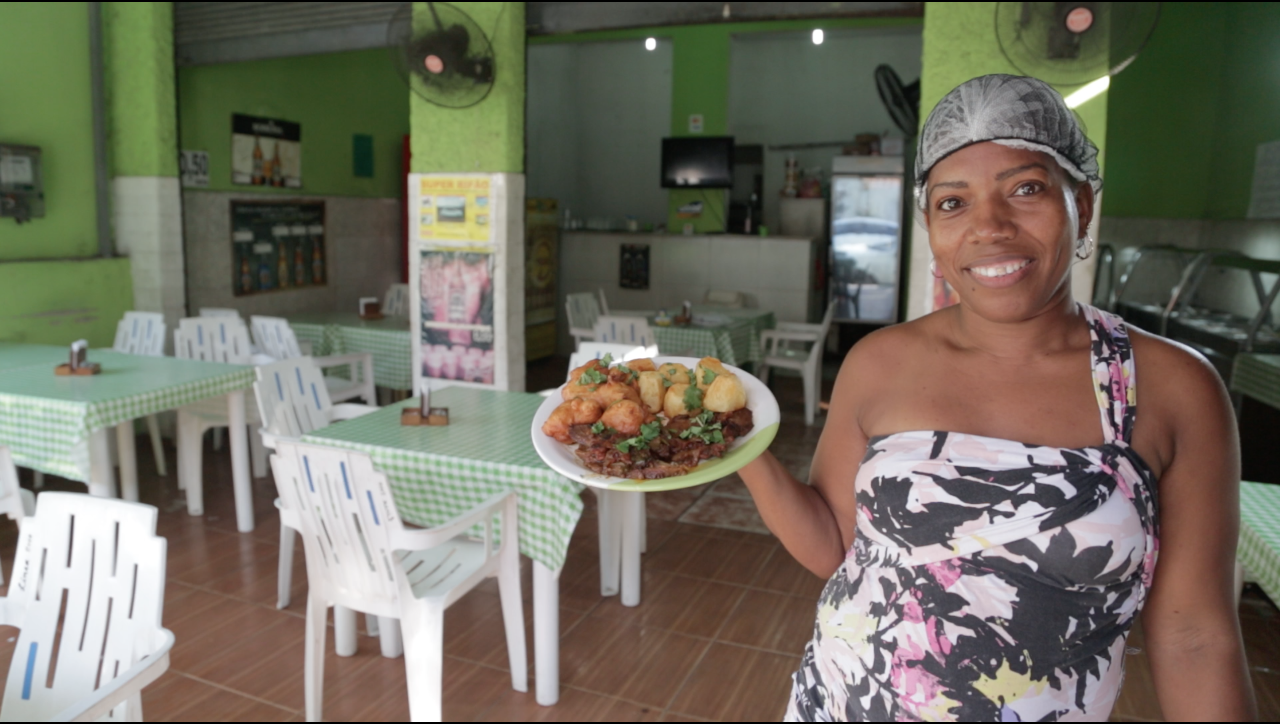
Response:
[182, 191, 402, 319]
[557, 231, 819, 355]
[113, 176, 186, 350]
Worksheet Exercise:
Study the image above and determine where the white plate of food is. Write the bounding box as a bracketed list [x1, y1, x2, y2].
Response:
[530, 355, 780, 491]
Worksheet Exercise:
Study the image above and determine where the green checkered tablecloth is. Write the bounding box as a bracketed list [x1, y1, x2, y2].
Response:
[1232, 354, 1280, 412]
[0, 349, 254, 482]
[653, 310, 775, 367]
[292, 313, 412, 391]
[1240, 481, 1280, 604]
[301, 386, 583, 570]
[0, 343, 71, 371]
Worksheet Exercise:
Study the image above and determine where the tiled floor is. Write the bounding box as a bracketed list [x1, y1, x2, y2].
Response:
[1, 369, 1278, 721]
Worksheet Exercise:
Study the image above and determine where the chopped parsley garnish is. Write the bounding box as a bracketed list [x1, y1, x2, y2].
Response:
[599, 353, 614, 367]
[702, 368, 718, 385]
[616, 364, 638, 383]
[682, 385, 704, 412]
[577, 366, 608, 386]
[590, 421, 606, 435]
[616, 420, 662, 454]
[680, 415, 724, 444]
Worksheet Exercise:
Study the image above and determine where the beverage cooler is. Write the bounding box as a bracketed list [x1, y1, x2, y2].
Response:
[829, 156, 905, 324]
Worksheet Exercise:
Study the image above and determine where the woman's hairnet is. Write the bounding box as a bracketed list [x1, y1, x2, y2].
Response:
[914, 74, 1102, 210]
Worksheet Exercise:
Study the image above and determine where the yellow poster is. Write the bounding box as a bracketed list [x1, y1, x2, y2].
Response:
[417, 176, 492, 243]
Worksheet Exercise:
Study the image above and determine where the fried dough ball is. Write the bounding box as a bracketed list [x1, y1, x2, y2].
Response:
[600, 399, 645, 436]
[637, 371, 664, 413]
[702, 372, 748, 412]
[591, 381, 641, 408]
[664, 382, 702, 418]
[694, 357, 732, 390]
[541, 397, 604, 443]
[562, 359, 609, 400]
[626, 358, 656, 373]
[657, 362, 691, 387]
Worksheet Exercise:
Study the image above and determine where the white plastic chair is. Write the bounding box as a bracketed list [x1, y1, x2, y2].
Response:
[271, 440, 527, 722]
[0, 447, 35, 587]
[250, 316, 377, 406]
[592, 315, 654, 348]
[758, 300, 837, 426]
[0, 491, 173, 721]
[384, 283, 411, 317]
[565, 292, 601, 347]
[113, 312, 169, 478]
[173, 317, 269, 517]
[703, 289, 746, 308]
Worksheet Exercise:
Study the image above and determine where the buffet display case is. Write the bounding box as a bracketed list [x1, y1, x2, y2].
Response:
[1109, 245, 1202, 333]
[1163, 253, 1280, 382]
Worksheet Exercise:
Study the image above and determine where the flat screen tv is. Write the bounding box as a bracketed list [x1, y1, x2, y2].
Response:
[661, 136, 734, 188]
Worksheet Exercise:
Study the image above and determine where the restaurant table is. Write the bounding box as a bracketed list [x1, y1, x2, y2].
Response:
[0, 347, 257, 529]
[290, 312, 413, 391]
[652, 308, 775, 367]
[301, 386, 583, 706]
[1231, 354, 1280, 602]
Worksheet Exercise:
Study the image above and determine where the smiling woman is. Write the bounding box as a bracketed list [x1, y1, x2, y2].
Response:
[737, 74, 1257, 721]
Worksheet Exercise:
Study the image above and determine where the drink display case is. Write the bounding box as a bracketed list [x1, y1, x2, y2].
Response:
[829, 156, 905, 324]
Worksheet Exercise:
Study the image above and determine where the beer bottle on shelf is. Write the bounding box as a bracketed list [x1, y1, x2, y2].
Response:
[312, 244, 325, 284]
[251, 137, 264, 185]
[294, 244, 307, 286]
[277, 245, 290, 288]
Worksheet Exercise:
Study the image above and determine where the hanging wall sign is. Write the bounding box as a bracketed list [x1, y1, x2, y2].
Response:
[414, 175, 492, 244]
[231, 114, 302, 188]
[230, 201, 325, 296]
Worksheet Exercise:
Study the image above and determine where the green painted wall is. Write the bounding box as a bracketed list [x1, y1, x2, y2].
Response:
[1205, 3, 1280, 220]
[531, 16, 922, 233]
[919, 2, 1107, 173]
[178, 48, 409, 197]
[410, 2, 525, 173]
[0, 2, 100, 260]
[0, 259, 133, 346]
[105, 2, 178, 178]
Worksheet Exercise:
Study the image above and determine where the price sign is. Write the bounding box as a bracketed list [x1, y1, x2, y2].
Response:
[180, 150, 209, 188]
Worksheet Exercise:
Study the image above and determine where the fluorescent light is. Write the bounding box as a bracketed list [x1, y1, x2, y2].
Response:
[1065, 75, 1110, 108]
[645, 37, 656, 51]
[812, 28, 824, 45]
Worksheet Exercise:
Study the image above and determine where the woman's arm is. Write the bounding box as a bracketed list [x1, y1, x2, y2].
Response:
[1138, 339, 1256, 720]
[739, 342, 872, 578]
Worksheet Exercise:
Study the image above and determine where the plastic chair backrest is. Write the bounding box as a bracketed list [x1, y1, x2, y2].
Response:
[573, 342, 658, 365]
[592, 316, 653, 347]
[704, 289, 745, 308]
[112, 312, 166, 357]
[565, 293, 601, 331]
[249, 316, 304, 360]
[199, 307, 241, 319]
[174, 317, 253, 364]
[597, 288, 611, 315]
[2, 492, 167, 721]
[384, 284, 410, 317]
[253, 358, 333, 440]
[806, 301, 837, 366]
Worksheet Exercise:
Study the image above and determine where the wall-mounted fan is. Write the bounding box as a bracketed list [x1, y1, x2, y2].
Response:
[875, 65, 921, 137]
[388, 2, 496, 109]
[995, 2, 1161, 86]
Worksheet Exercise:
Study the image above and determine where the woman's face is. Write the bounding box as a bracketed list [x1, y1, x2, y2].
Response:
[924, 142, 1094, 323]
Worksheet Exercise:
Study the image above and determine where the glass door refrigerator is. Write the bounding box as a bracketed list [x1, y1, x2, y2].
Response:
[829, 156, 905, 324]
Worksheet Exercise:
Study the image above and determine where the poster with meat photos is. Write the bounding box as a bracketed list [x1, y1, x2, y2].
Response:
[419, 249, 496, 385]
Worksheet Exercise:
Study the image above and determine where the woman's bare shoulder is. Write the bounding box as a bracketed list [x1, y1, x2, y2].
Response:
[1126, 325, 1226, 398]
[836, 312, 947, 385]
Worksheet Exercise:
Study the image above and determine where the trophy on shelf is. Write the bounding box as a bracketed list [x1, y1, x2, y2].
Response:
[55, 339, 100, 376]
[401, 381, 450, 426]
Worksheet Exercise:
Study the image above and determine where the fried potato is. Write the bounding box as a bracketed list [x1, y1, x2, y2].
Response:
[657, 362, 691, 387]
[703, 372, 748, 412]
[541, 397, 604, 443]
[626, 358, 656, 373]
[638, 371, 664, 413]
[591, 381, 641, 408]
[694, 357, 732, 390]
[600, 399, 645, 436]
[664, 382, 703, 418]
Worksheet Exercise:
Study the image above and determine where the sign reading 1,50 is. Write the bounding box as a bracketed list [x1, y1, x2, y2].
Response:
[180, 150, 210, 187]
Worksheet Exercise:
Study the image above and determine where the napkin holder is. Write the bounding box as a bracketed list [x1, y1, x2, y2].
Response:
[55, 339, 100, 376]
[358, 297, 384, 321]
[400, 386, 448, 426]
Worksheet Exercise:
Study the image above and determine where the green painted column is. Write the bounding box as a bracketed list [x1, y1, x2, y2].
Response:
[409, 2, 525, 173]
[665, 27, 731, 234]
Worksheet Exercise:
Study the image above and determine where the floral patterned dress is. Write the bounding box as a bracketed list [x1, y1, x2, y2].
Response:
[786, 304, 1159, 722]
